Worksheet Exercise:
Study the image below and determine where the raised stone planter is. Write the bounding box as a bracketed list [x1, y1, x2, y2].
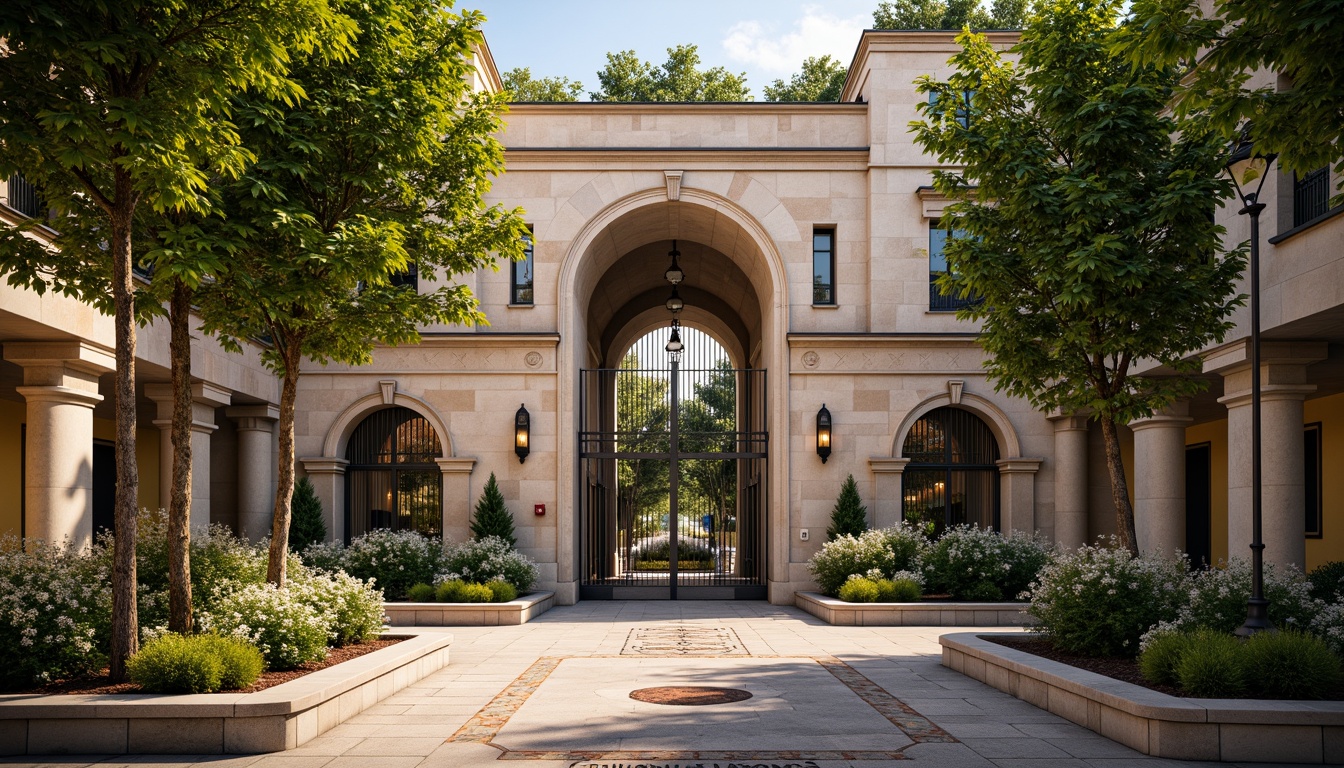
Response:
[795, 591, 1031, 626]
[941, 632, 1344, 764]
[0, 630, 451, 756]
[382, 589, 554, 626]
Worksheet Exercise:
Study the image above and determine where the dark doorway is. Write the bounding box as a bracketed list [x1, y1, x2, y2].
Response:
[1185, 442, 1212, 568]
[92, 440, 116, 537]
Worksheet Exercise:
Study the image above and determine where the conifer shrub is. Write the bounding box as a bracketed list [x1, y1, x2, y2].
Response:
[288, 478, 328, 554]
[471, 472, 517, 547]
[826, 474, 869, 540]
[407, 583, 436, 602]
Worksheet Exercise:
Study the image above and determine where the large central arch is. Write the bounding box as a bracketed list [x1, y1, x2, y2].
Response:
[553, 185, 791, 602]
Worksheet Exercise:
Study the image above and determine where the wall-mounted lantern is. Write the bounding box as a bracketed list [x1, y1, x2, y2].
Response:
[816, 403, 832, 463]
[514, 404, 530, 463]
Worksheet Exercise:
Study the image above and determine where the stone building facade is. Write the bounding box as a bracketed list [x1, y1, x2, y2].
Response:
[1, 30, 1340, 604]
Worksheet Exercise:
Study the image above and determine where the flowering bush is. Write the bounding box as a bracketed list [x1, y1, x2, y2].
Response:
[0, 537, 112, 688]
[438, 536, 538, 592]
[1164, 559, 1317, 635]
[341, 530, 445, 600]
[134, 509, 270, 629]
[1028, 541, 1188, 657]
[290, 569, 386, 646]
[921, 525, 1051, 601]
[201, 583, 328, 670]
[298, 540, 349, 574]
[806, 524, 928, 596]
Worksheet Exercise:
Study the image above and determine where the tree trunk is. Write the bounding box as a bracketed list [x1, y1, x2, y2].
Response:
[266, 362, 300, 587]
[1099, 415, 1139, 556]
[167, 280, 193, 634]
[108, 176, 140, 682]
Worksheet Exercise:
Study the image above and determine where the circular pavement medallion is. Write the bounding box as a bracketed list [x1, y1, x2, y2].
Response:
[629, 686, 753, 706]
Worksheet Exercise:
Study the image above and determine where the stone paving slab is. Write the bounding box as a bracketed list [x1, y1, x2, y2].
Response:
[0, 602, 1329, 767]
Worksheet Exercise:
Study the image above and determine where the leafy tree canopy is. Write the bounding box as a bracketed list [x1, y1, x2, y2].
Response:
[1116, 0, 1344, 204]
[874, 0, 1026, 29]
[502, 67, 584, 102]
[764, 56, 848, 103]
[909, 0, 1244, 552]
[592, 45, 750, 102]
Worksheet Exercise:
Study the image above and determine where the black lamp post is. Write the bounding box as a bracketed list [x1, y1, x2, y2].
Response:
[514, 404, 530, 464]
[816, 404, 832, 463]
[1224, 129, 1277, 638]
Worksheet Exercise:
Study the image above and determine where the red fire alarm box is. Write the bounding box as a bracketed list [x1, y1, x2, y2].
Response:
[534, 504, 546, 516]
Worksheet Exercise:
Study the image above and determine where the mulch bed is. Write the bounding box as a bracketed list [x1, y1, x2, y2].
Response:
[10, 638, 402, 696]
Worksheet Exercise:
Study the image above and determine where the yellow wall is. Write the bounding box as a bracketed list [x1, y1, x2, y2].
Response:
[1185, 420, 1230, 565]
[0, 400, 24, 537]
[1305, 391, 1344, 569]
[91, 418, 161, 513]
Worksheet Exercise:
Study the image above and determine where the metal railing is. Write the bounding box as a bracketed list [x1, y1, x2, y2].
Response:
[1294, 167, 1330, 227]
[5, 174, 44, 219]
[929, 275, 979, 312]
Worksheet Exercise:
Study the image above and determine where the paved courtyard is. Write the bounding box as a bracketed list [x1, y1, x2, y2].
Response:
[0, 602, 1320, 767]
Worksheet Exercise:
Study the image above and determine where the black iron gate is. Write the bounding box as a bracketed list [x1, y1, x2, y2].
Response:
[579, 349, 767, 599]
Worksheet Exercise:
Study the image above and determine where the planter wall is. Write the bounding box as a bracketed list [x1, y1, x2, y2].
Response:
[383, 590, 554, 626]
[795, 591, 1032, 626]
[0, 631, 451, 756]
[941, 632, 1344, 764]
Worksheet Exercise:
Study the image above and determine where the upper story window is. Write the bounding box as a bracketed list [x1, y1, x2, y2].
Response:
[929, 218, 979, 312]
[511, 228, 534, 305]
[812, 228, 835, 305]
[1293, 167, 1330, 227]
[5, 174, 45, 220]
[390, 263, 418, 292]
[928, 90, 974, 129]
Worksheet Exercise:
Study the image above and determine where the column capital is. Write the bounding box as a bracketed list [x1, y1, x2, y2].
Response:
[996, 457, 1044, 474]
[1202, 339, 1327, 375]
[301, 457, 349, 475]
[868, 457, 911, 475]
[144, 382, 232, 409]
[1130, 401, 1193, 432]
[4, 341, 113, 392]
[15, 385, 103, 408]
[1218, 382, 1317, 410]
[227, 404, 280, 432]
[435, 457, 476, 474]
[1047, 412, 1090, 431]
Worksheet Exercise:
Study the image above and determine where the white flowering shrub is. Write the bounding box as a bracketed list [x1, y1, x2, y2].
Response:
[134, 509, 269, 629]
[438, 536, 538, 592]
[200, 583, 328, 670]
[921, 525, 1052, 601]
[0, 537, 112, 687]
[1310, 601, 1344, 655]
[299, 540, 348, 574]
[806, 524, 928, 596]
[341, 530, 445, 600]
[289, 569, 386, 646]
[1028, 540, 1189, 657]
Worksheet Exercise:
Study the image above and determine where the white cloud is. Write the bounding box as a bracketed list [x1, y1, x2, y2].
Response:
[721, 5, 868, 78]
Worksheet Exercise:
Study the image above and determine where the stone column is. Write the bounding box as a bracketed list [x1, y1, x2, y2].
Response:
[868, 457, 910, 529]
[146, 382, 232, 531]
[4, 342, 115, 548]
[1049, 413, 1089, 549]
[227, 405, 278, 541]
[437, 457, 476, 545]
[1206, 340, 1325, 571]
[1130, 402, 1192, 557]
[996, 458, 1043, 535]
[299, 458, 348, 543]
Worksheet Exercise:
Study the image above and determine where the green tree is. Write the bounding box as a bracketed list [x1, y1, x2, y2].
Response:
[0, 0, 349, 680]
[764, 56, 848, 103]
[471, 473, 517, 547]
[502, 67, 584, 102]
[288, 477, 328, 553]
[873, 0, 1026, 29]
[909, 0, 1244, 554]
[592, 45, 750, 102]
[1116, 0, 1344, 204]
[680, 359, 737, 526]
[827, 474, 869, 540]
[200, 0, 528, 587]
[616, 352, 671, 556]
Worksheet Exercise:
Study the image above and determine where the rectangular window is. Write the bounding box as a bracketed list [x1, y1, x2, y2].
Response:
[1293, 167, 1330, 227]
[390, 263, 418, 292]
[511, 228, 534, 305]
[812, 228, 835, 305]
[929, 218, 978, 312]
[1306, 422, 1322, 538]
[928, 90, 973, 128]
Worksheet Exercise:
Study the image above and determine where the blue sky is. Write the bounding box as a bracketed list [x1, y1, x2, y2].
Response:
[466, 1, 879, 100]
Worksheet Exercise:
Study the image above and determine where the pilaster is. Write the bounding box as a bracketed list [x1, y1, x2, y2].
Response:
[868, 457, 910, 529]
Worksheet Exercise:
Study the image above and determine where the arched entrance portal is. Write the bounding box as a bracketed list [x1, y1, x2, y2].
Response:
[579, 327, 768, 600]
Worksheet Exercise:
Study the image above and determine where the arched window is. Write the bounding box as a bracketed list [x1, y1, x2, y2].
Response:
[345, 407, 442, 540]
[902, 406, 1000, 536]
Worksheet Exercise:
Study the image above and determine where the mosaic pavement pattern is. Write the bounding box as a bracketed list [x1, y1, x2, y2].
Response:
[621, 624, 748, 655]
